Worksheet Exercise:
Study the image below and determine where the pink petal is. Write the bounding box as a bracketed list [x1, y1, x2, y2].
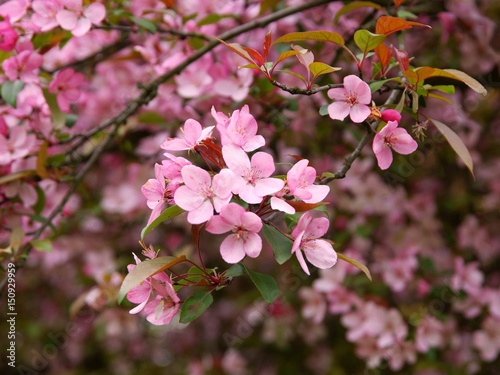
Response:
[187, 200, 213, 224]
[206, 214, 233, 234]
[243, 232, 262, 258]
[219, 202, 244, 226]
[295, 248, 310, 275]
[56, 9, 78, 30]
[71, 17, 91, 36]
[304, 239, 337, 269]
[349, 104, 371, 123]
[238, 184, 262, 204]
[343, 75, 363, 92]
[212, 168, 234, 200]
[182, 119, 202, 147]
[305, 217, 330, 239]
[84, 2, 106, 23]
[270, 197, 295, 214]
[223, 144, 250, 175]
[375, 145, 393, 170]
[251, 152, 275, 178]
[327, 102, 349, 121]
[173, 185, 205, 211]
[379, 120, 398, 136]
[354, 80, 372, 104]
[181, 165, 211, 192]
[327, 87, 347, 100]
[254, 177, 284, 197]
[161, 137, 189, 151]
[241, 135, 265, 152]
[241, 211, 262, 233]
[220, 234, 246, 263]
[302, 185, 329, 204]
[292, 212, 313, 238]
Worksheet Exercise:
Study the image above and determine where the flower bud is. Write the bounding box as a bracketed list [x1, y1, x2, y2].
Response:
[381, 109, 402, 123]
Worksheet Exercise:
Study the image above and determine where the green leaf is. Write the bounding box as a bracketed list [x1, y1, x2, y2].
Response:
[31, 239, 53, 252]
[319, 104, 329, 116]
[309, 62, 341, 79]
[197, 13, 235, 27]
[273, 31, 345, 46]
[334, 1, 383, 24]
[262, 224, 293, 264]
[141, 205, 184, 240]
[427, 85, 455, 94]
[179, 291, 214, 324]
[243, 265, 279, 304]
[1, 80, 25, 108]
[130, 16, 157, 33]
[42, 88, 66, 129]
[337, 253, 372, 281]
[354, 29, 386, 53]
[369, 79, 389, 92]
[430, 119, 474, 177]
[224, 263, 245, 278]
[118, 255, 186, 303]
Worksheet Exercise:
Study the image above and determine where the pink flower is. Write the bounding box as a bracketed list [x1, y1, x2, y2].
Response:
[143, 286, 180, 325]
[291, 212, 337, 275]
[473, 315, 500, 361]
[49, 68, 85, 112]
[327, 75, 371, 123]
[141, 163, 177, 225]
[2, 50, 43, 83]
[56, 0, 106, 37]
[222, 144, 284, 204]
[287, 159, 329, 202]
[212, 105, 265, 152]
[0, 0, 30, 23]
[32, 0, 64, 32]
[372, 120, 418, 170]
[161, 119, 214, 152]
[0, 126, 37, 166]
[0, 17, 18, 52]
[206, 202, 263, 263]
[161, 152, 191, 183]
[173, 165, 233, 224]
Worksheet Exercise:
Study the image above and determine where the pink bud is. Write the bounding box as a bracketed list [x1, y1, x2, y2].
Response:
[381, 109, 402, 123]
[0, 17, 18, 52]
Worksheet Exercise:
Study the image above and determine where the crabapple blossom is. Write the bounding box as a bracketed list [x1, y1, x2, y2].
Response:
[2, 50, 43, 83]
[31, 0, 64, 31]
[372, 120, 418, 170]
[291, 212, 337, 275]
[473, 315, 500, 361]
[49, 68, 85, 112]
[0, 0, 29, 23]
[205, 202, 263, 263]
[56, 0, 106, 37]
[0, 17, 18, 52]
[161, 119, 214, 152]
[327, 75, 371, 123]
[222, 144, 284, 204]
[0, 126, 37, 166]
[211, 105, 265, 152]
[141, 164, 177, 225]
[173, 165, 233, 224]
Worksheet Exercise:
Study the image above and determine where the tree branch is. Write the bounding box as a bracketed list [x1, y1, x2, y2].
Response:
[271, 81, 343, 95]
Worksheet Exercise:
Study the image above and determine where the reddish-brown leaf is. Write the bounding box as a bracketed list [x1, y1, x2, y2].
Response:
[375, 16, 431, 35]
[392, 46, 409, 72]
[375, 43, 391, 73]
[262, 31, 272, 61]
[287, 201, 328, 212]
[195, 138, 226, 169]
[393, 0, 404, 7]
[243, 47, 265, 65]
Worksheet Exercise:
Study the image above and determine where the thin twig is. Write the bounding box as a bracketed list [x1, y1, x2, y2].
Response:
[271, 81, 343, 95]
[95, 24, 211, 41]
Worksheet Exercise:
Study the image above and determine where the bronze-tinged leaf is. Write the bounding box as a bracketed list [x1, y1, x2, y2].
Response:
[374, 43, 391, 73]
[334, 1, 383, 24]
[393, 0, 405, 6]
[272, 31, 345, 46]
[195, 138, 226, 169]
[216, 39, 256, 65]
[375, 16, 431, 35]
[242, 46, 265, 65]
[392, 46, 410, 72]
[262, 31, 272, 61]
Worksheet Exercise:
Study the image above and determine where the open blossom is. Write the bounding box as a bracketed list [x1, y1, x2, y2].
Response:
[222, 144, 284, 204]
[161, 119, 214, 152]
[0, 17, 18, 52]
[56, 0, 106, 37]
[212, 105, 265, 152]
[0, 126, 37, 166]
[271, 159, 329, 214]
[2, 50, 43, 83]
[327, 75, 371, 123]
[49, 68, 85, 112]
[291, 212, 337, 275]
[142, 164, 175, 225]
[473, 315, 500, 361]
[126, 254, 180, 325]
[32, 0, 63, 31]
[206, 202, 263, 263]
[174, 165, 233, 224]
[372, 120, 418, 170]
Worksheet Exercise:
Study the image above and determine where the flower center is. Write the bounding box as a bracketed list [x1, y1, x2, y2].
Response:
[384, 134, 397, 148]
[345, 91, 359, 107]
